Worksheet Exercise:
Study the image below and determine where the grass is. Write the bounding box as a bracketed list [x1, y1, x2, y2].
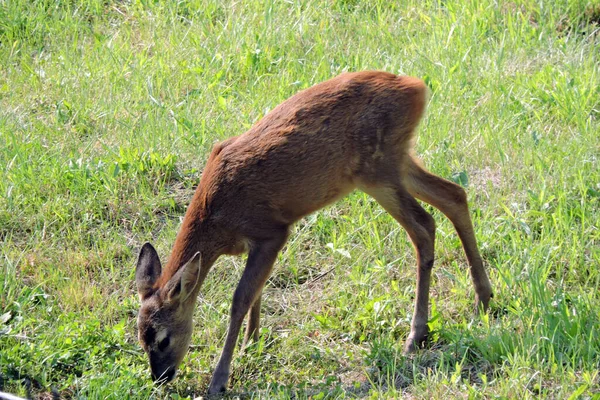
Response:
[1, 0, 599, 398]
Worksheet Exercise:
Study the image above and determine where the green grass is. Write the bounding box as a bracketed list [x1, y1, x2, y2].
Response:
[1, 0, 599, 398]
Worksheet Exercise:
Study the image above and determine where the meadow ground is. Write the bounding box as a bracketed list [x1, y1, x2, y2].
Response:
[1, 0, 599, 398]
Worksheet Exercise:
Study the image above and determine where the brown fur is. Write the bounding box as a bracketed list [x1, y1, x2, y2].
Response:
[135, 71, 493, 394]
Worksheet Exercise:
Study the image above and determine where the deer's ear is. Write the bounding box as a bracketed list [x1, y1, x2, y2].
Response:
[165, 252, 201, 304]
[135, 243, 162, 300]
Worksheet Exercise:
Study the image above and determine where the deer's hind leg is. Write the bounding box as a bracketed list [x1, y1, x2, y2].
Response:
[360, 180, 436, 353]
[243, 293, 262, 347]
[404, 156, 493, 312]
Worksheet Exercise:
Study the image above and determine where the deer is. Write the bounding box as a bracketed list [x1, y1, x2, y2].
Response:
[134, 71, 493, 394]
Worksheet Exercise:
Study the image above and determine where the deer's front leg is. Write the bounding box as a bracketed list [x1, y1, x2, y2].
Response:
[207, 232, 288, 394]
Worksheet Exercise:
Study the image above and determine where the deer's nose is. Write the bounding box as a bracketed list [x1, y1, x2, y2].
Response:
[151, 366, 176, 383]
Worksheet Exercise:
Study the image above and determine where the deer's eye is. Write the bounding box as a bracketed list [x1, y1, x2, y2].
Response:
[143, 326, 156, 344]
[158, 336, 170, 351]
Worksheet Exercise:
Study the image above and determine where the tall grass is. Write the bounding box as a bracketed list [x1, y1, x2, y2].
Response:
[1, 0, 599, 398]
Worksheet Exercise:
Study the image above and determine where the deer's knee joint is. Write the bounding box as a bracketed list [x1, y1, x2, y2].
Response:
[419, 258, 434, 272]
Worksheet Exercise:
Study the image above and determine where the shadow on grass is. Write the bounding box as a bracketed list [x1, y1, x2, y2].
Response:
[364, 337, 499, 394]
[0, 370, 63, 400]
[167, 334, 501, 399]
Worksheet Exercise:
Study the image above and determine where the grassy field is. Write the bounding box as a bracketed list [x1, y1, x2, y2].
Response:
[1, 0, 599, 398]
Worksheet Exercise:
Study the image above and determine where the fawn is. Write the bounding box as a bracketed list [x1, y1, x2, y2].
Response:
[134, 71, 493, 394]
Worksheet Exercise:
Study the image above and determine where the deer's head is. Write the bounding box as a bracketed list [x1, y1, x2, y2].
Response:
[135, 243, 201, 383]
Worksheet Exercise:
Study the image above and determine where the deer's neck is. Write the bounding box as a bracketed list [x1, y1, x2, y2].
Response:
[157, 191, 219, 288]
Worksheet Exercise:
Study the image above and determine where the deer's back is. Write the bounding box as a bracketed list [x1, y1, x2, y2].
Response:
[201, 71, 427, 232]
